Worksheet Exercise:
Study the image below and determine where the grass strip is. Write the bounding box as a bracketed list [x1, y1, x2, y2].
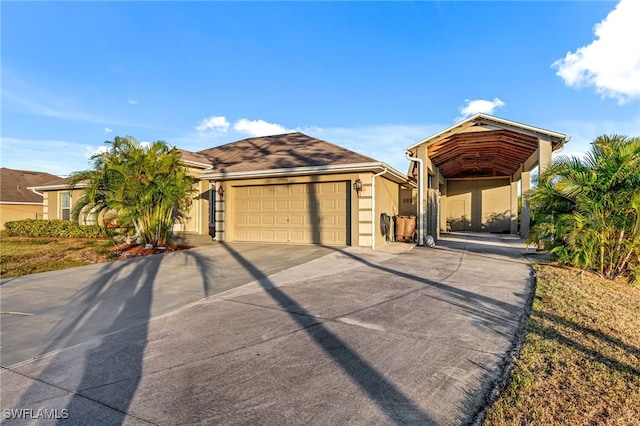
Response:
[0, 237, 115, 278]
[485, 264, 640, 425]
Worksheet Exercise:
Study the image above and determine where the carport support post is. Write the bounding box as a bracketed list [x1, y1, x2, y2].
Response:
[520, 170, 531, 238]
[538, 138, 553, 174]
[510, 178, 518, 234]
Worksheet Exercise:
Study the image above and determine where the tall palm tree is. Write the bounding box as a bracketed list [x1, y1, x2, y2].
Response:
[70, 136, 197, 246]
[527, 135, 640, 283]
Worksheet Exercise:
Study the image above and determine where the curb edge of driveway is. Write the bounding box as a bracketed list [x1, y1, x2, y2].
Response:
[467, 265, 538, 426]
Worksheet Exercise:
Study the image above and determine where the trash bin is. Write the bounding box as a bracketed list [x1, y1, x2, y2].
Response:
[395, 216, 406, 242]
[396, 215, 416, 242]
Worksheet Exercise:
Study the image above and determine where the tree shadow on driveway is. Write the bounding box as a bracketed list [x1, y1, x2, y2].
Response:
[219, 243, 435, 425]
[5, 248, 216, 425]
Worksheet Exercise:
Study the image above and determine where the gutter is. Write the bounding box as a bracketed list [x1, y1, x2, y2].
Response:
[405, 151, 425, 246]
[370, 168, 387, 250]
[200, 162, 412, 185]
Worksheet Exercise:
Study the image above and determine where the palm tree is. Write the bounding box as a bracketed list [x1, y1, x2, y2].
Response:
[527, 135, 640, 283]
[70, 136, 197, 247]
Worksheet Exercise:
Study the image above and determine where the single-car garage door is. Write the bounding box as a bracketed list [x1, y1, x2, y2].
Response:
[234, 182, 349, 245]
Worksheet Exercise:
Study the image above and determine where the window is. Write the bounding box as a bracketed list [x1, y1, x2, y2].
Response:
[61, 192, 71, 220]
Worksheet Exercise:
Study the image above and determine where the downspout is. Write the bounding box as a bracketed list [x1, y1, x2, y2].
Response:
[405, 151, 425, 246]
[29, 188, 44, 197]
[371, 168, 388, 250]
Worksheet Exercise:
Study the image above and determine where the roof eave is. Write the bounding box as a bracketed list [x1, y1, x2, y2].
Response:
[407, 113, 569, 150]
[200, 162, 411, 185]
[0, 201, 44, 205]
[27, 182, 86, 191]
[181, 159, 214, 169]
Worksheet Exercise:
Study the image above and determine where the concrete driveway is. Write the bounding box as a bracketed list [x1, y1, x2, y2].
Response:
[0, 243, 334, 367]
[1, 233, 536, 425]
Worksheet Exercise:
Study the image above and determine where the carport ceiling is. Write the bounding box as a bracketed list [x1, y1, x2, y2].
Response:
[428, 129, 539, 178]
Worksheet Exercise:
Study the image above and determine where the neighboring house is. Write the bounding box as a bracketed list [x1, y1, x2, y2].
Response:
[0, 168, 66, 230]
[30, 133, 415, 248]
[405, 114, 570, 244]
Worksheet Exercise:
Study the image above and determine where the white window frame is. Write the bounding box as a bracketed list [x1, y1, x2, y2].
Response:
[61, 191, 71, 221]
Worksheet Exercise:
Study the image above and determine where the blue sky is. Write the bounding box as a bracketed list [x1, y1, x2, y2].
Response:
[2, 1, 638, 177]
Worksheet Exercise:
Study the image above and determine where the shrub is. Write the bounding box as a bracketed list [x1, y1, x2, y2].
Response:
[4, 219, 115, 238]
[527, 134, 640, 283]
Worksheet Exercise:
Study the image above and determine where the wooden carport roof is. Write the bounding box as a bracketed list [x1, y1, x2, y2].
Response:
[408, 114, 569, 178]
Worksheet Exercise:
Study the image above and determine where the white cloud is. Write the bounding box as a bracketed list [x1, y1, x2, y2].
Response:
[104, 127, 113, 133]
[552, 0, 640, 103]
[85, 145, 109, 158]
[194, 116, 294, 138]
[233, 118, 292, 137]
[457, 98, 506, 121]
[128, 99, 138, 105]
[195, 115, 231, 133]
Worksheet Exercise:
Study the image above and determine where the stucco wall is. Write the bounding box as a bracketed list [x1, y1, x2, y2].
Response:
[175, 179, 211, 235]
[0, 204, 44, 230]
[445, 178, 511, 232]
[373, 176, 400, 248]
[399, 188, 416, 216]
[42, 189, 85, 221]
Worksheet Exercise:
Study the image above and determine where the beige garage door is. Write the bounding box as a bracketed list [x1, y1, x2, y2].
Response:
[234, 182, 349, 245]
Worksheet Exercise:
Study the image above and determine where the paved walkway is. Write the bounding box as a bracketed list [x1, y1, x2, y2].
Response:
[1, 233, 536, 425]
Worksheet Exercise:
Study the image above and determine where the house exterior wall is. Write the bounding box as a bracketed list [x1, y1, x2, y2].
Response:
[174, 179, 211, 235]
[42, 189, 86, 221]
[399, 188, 416, 216]
[0, 204, 44, 230]
[373, 176, 400, 248]
[445, 178, 511, 232]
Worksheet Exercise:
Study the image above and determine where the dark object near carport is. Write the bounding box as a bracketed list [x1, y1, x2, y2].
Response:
[395, 215, 416, 242]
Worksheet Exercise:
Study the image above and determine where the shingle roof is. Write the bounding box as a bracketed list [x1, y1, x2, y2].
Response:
[0, 168, 65, 203]
[181, 132, 377, 173]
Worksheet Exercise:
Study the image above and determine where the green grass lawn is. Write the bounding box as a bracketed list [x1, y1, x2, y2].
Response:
[0, 237, 115, 279]
[485, 264, 640, 425]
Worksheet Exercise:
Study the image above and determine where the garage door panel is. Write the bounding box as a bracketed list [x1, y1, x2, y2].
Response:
[247, 187, 261, 196]
[234, 182, 348, 245]
[290, 200, 305, 210]
[261, 200, 275, 210]
[274, 215, 289, 225]
[289, 215, 305, 226]
[276, 200, 289, 209]
[290, 185, 305, 195]
[274, 230, 288, 241]
[289, 230, 306, 243]
[261, 216, 275, 226]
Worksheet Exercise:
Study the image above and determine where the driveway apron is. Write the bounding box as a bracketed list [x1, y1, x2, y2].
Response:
[1, 233, 535, 425]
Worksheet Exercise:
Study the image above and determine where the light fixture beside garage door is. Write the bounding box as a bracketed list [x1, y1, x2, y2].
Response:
[217, 185, 224, 198]
[353, 178, 363, 198]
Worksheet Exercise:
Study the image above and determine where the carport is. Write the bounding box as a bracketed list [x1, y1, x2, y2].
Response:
[406, 114, 570, 243]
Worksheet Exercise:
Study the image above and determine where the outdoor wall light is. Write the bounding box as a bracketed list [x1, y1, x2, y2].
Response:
[353, 178, 363, 197]
[217, 185, 224, 198]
